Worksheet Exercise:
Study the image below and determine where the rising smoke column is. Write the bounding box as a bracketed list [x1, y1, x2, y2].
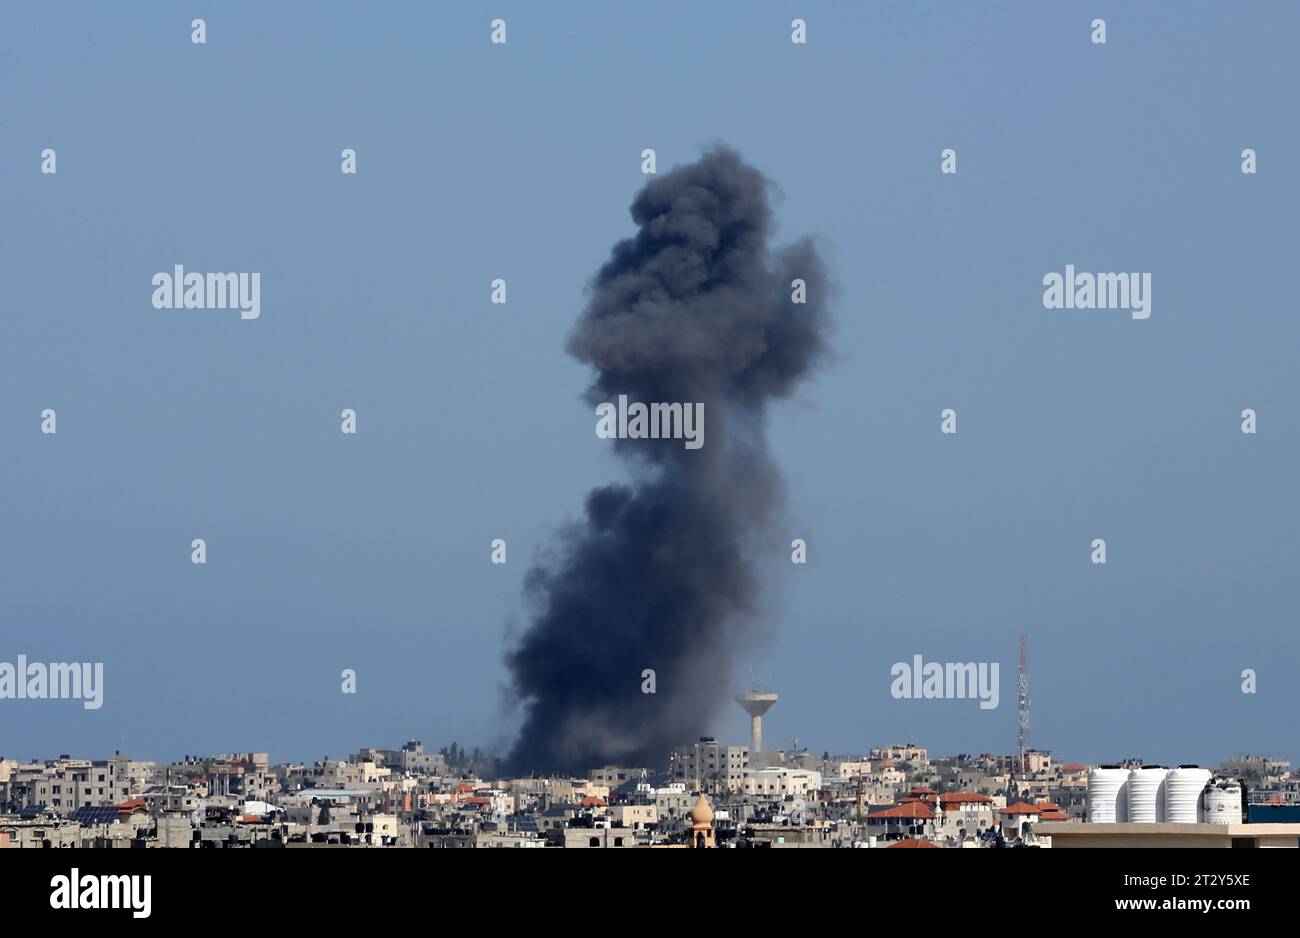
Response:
[503, 147, 830, 774]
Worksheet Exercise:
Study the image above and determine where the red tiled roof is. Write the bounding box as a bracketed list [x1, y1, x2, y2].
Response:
[1060, 763, 1086, 772]
[1001, 801, 1062, 816]
[999, 801, 1043, 816]
[868, 802, 934, 820]
[580, 796, 606, 807]
[888, 838, 939, 848]
[938, 792, 993, 806]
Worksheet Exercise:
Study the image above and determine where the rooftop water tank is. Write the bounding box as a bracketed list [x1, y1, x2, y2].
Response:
[1127, 766, 1168, 823]
[1087, 765, 1129, 823]
[1164, 765, 1211, 823]
[1204, 779, 1243, 825]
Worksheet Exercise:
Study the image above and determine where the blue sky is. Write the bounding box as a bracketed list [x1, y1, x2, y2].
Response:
[1, 1, 1297, 768]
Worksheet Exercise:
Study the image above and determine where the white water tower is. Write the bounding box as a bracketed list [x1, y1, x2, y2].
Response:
[735, 691, 778, 767]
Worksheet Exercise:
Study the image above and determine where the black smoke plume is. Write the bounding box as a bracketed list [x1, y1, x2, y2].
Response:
[503, 147, 830, 775]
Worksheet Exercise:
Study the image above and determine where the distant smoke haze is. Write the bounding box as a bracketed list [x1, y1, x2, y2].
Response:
[503, 146, 831, 775]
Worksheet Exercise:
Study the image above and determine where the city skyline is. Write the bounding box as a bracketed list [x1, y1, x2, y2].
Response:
[2, 2, 1298, 770]
[5, 734, 1294, 853]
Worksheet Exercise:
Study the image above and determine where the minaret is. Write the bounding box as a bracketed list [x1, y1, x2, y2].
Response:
[687, 794, 716, 848]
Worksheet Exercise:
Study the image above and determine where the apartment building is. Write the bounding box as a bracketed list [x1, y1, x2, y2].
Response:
[743, 767, 822, 799]
[669, 738, 750, 793]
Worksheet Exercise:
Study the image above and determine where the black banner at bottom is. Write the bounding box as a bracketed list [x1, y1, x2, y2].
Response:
[0, 846, 1282, 923]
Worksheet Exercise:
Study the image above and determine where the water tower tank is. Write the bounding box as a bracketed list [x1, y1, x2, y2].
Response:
[1127, 766, 1169, 823]
[1086, 766, 1129, 823]
[1204, 779, 1243, 825]
[1164, 766, 1211, 823]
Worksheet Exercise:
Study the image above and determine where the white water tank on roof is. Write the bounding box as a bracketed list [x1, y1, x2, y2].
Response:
[1164, 766, 1211, 823]
[1127, 766, 1168, 823]
[1086, 765, 1129, 823]
[1204, 779, 1243, 825]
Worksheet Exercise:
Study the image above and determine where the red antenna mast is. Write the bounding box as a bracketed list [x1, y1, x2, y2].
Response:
[1018, 633, 1030, 773]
